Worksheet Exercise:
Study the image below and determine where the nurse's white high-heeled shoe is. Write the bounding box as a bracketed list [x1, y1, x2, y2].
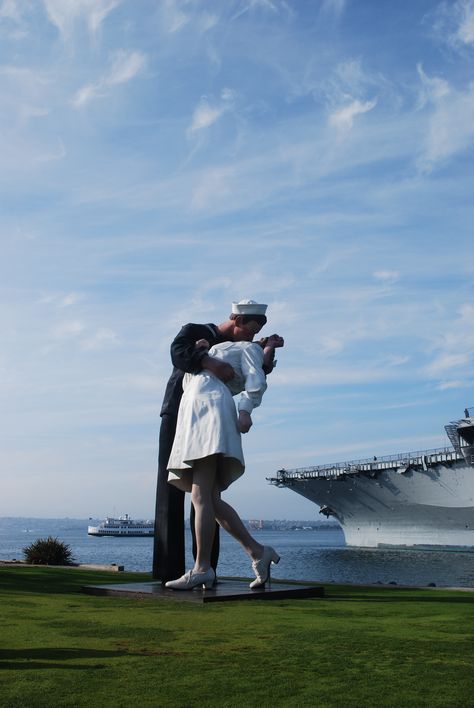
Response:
[165, 568, 215, 591]
[249, 546, 280, 589]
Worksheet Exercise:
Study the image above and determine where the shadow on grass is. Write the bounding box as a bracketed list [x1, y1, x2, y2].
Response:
[0, 647, 128, 671]
[0, 566, 151, 595]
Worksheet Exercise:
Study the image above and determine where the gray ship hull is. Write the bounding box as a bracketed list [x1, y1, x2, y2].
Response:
[288, 459, 474, 548]
[270, 412, 474, 550]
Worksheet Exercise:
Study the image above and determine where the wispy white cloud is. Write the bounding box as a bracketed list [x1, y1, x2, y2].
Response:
[81, 327, 118, 351]
[190, 165, 236, 208]
[373, 270, 400, 284]
[321, 0, 346, 17]
[160, 0, 219, 34]
[53, 320, 85, 338]
[162, 0, 190, 33]
[199, 12, 219, 32]
[60, 292, 84, 307]
[318, 335, 345, 355]
[189, 101, 227, 132]
[50, 318, 119, 353]
[426, 353, 471, 375]
[231, 0, 293, 22]
[107, 50, 146, 85]
[416, 63, 450, 108]
[437, 379, 472, 391]
[320, 58, 381, 138]
[432, 0, 474, 48]
[0, 0, 30, 39]
[275, 358, 409, 387]
[317, 57, 389, 112]
[0, 65, 50, 126]
[188, 88, 237, 133]
[72, 49, 146, 107]
[70, 108, 426, 216]
[333, 59, 373, 95]
[0, 0, 21, 21]
[40, 291, 85, 307]
[43, 0, 119, 41]
[328, 97, 377, 133]
[457, 0, 474, 43]
[417, 68, 474, 170]
[72, 83, 103, 107]
[425, 305, 474, 378]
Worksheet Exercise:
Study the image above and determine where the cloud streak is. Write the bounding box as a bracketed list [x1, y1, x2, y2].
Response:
[188, 88, 237, 134]
[329, 98, 377, 133]
[417, 73, 474, 170]
[43, 0, 120, 41]
[72, 50, 146, 107]
[457, 0, 474, 43]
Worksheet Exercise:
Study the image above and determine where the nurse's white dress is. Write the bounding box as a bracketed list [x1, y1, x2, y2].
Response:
[167, 341, 267, 492]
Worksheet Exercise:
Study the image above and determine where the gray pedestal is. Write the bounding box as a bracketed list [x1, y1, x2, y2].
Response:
[82, 578, 325, 603]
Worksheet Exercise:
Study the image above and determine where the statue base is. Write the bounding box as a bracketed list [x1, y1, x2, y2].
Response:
[82, 577, 324, 603]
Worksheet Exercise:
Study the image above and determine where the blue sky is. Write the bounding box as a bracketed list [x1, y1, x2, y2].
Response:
[1, 0, 474, 520]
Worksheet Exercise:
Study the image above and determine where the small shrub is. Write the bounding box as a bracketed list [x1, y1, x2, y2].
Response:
[23, 536, 75, 565]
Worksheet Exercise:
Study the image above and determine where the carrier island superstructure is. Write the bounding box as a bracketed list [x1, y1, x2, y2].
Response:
[268, 408, 474, 549]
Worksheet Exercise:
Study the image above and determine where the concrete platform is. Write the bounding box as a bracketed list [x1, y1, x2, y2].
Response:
[82, 578, 325, 603]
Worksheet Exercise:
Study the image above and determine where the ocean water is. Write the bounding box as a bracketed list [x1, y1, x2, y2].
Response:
[1, 517, 473, 588]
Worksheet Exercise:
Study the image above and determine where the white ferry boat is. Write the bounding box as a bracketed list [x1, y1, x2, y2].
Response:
[87, 514, 154, 537]
[269, 407, 474, 550]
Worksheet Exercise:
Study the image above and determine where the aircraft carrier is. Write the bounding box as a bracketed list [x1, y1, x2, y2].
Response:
[269, 408, 474, 549]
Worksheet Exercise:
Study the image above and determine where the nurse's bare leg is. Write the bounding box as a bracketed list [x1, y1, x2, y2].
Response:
[190, 503, 220, 572]
[212, 489, 264, 561]
[191, 456, 218, 572]
[213, 488, 280, 588]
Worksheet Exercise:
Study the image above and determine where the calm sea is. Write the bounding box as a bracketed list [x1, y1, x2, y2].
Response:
[1, 517, 473, 588]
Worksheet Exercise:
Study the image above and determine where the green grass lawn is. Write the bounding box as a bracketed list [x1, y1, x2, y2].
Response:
[1, 566, 473, 707]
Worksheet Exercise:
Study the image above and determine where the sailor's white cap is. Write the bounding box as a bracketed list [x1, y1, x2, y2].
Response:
[231, 299, 267, 316]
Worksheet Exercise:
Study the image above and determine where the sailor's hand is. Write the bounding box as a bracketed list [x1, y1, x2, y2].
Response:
[195, 338, 210, 350]
[239, 410, 252, 433]
[202, 356, 235, 382]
